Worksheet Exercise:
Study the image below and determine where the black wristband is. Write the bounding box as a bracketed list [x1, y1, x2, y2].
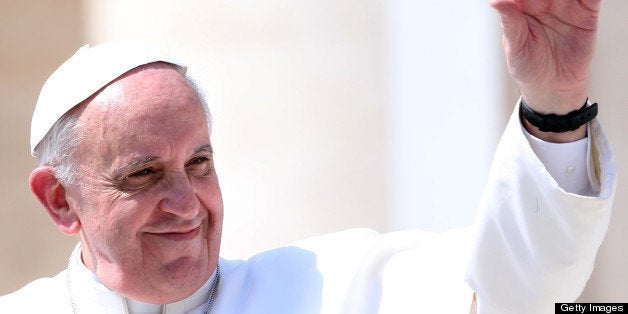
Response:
[520, 98, 598, 133]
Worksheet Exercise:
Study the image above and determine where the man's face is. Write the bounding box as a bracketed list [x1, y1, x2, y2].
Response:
[64, 63, 223, 303]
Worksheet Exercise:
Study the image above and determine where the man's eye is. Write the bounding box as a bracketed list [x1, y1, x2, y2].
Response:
[190, 157, 208, 164]
[128, 168, 155, 177]
[186, 157, 213, 176]
[117, 167, 160, 192]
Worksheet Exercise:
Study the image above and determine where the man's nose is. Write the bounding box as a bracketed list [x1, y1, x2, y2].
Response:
[159, 172, 200, 219]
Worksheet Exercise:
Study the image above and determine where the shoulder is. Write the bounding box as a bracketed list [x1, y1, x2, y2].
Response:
[220, 228, 381, 278]
[215, 228, 472, 313]
[0, 270, 72, 312]
[222, 227, 469, 276]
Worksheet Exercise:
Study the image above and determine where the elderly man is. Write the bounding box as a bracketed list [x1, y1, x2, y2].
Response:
[0, 0, 616, 313]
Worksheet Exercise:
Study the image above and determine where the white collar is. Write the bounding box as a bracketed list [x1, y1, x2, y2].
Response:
[69, 243, 217, 314]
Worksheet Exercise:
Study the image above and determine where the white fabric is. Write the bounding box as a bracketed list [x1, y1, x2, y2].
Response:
[66, 244, 218, 314]
[1, 105, 615, 313]
[466, 107, 616, 314]
[524, 124, 594, 196]
[30, 43, 186, 155]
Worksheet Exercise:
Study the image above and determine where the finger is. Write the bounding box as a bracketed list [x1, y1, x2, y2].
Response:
[489, 0, 528, 52]
[578, 0, 602, 30]
[580, 0, 602, 13]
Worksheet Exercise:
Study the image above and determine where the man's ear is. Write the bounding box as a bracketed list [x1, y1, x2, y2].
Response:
[29, 167, 80, 235]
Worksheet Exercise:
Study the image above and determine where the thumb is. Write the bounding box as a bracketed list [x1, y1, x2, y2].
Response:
[490, 0, 528, 52]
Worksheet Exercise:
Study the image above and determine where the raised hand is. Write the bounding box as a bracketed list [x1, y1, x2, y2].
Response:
[491, 0, 600, 141]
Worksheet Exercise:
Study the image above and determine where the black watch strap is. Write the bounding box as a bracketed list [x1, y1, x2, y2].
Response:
[520, 98, 598, 133]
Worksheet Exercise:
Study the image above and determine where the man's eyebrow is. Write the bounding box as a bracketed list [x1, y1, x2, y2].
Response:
[195, 145, 213, 155]
[115, 156, 158, 178]
[113, 145, 212, 178]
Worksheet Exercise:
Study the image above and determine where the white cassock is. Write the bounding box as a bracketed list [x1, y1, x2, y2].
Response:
[0, 104, 616, 314]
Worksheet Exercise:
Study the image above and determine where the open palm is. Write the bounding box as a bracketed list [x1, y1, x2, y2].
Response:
[491, 0, 600, 113]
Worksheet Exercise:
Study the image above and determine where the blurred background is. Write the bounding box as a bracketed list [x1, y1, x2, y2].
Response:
[1, 0, 626, 301]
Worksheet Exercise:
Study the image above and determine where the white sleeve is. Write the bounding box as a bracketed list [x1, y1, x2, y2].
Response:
[465, 104, 616, 314]
[523, 126, 594, 196]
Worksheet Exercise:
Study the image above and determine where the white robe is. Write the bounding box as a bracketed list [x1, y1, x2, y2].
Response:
[0, 106, 616, 314]
[466, 107, 615, 313]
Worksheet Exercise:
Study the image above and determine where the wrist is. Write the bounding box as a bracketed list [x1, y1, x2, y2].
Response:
[519, 82, 590, 114]
[519, 97, 596, 143]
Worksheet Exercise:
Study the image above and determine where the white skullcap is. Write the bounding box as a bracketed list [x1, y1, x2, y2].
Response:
[30, 42, 187, 156]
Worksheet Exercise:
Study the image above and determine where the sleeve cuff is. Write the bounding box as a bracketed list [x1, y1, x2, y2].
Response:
[521, 123, 596, 196]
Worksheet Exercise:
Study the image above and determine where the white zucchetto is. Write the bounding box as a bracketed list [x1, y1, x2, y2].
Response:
[30, 42, 187, 155]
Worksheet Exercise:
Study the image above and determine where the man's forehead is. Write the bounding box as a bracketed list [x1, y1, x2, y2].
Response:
[31, 42, 187, 156]
[78, 82, 211, 169]
[87, 64, 191, 114]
